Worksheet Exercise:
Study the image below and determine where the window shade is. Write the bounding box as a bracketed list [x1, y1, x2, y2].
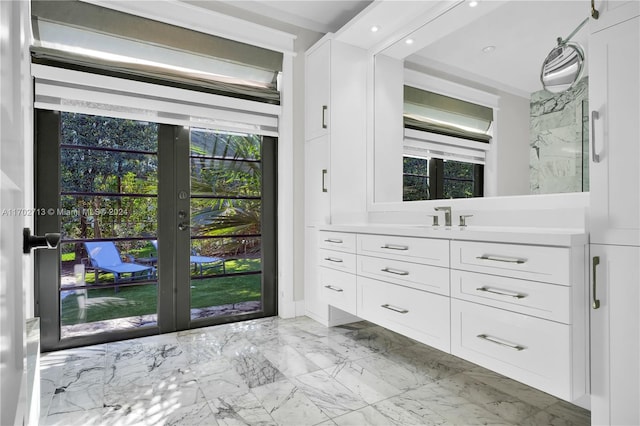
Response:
[33, 64, 280, 137]
[31, 0, 283, 103]
[404, 128, 487, 165]
[404, 86, 493, 143]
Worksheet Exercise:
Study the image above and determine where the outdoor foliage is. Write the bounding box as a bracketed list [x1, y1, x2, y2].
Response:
[189, 129, 263, 256]
[59, 114, 263, 259]
[403, 157, 431, 201]
[403, 156, 479, 201]
[57, 115, 266, 326]
[60, 112, 158, 256]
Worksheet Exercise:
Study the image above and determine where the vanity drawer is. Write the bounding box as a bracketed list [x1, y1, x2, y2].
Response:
[319, 267, 357, 315]
[451, 270, 571, 323]
[450, 241, 571, 285]
[357, 234, 449, 268]
[319, 231, 357, 253]
[319, 249, 356, 273]
[358, 276, 450, 352]
[451, 299, 573, 400]
[358, 255, 449, 296]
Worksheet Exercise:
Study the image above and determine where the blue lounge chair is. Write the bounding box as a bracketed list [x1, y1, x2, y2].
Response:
[84, 241, 155, 286]
[151, 240, 226, 275]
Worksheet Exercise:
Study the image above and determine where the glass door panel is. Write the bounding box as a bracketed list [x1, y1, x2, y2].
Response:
[188, 129, 264, 320]
[57, 112, 159, 339]
[36, 111, 276, 350]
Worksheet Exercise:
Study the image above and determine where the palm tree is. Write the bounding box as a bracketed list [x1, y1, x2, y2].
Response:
[189, 131, 263, 256]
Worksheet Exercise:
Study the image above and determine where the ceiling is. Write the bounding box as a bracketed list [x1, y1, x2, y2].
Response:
[409, 1, 590, 97]
[180, 0, 590, 97]
[211, 0, 373, 34]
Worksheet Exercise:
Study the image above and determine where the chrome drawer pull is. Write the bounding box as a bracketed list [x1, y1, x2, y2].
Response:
[324, 238, 343, 244]
[476, 255, 527, 264]
[476, 286, 526, 299]
[324, 257, 343, 263]
[381, 267, 409, 276]
[381, 244, 409, 251]
[477, 334, 526, 351]
[324, 285, 344, 292]
[380, 304, 409, 314]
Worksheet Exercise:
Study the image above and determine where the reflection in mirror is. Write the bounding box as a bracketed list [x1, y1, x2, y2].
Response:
[540, 17, 588, 93]
[540, 42, 585, 93]
[402, 85, 491, 201]
[373, 0, 590, 203]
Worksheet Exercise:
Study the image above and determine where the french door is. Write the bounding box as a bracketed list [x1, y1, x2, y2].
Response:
[35, 110, 277, 351]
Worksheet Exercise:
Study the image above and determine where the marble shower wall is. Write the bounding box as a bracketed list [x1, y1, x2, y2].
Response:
[530, 77, 589, 194]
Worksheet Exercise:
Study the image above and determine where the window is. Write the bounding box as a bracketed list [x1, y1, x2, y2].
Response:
[403, 81, 495, 200]
[31, 5, 282, 347]
[403, 156, 484, 201]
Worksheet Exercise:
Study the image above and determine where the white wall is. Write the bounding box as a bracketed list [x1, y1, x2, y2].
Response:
[494, 91, 531, 196]
[373, 54, 404, 204]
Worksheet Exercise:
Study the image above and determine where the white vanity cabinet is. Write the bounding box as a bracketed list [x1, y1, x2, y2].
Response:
[590, 0, 640, 34]
[450, 240, 587, 402]
[589, 8, 640, 424]
[314, 226, 588, 406]
[590, 245, 640, 426]
[304, 37, 367, 325]
[589, 15, 640, 246]
[357, 234, 451, 352]
[305, 39, 331, 141]
[303, 36, 367, 224]
[318, 233, 357, 316]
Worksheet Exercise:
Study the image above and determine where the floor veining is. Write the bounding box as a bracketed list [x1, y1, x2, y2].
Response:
[39, 316, 590, 425]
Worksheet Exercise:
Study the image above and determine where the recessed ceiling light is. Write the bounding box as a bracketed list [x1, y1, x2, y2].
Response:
[405, 38, 414, 45]
[482, 45, 496, 53]
[469, 1, 479, 7]
[370, 25, 379, 33]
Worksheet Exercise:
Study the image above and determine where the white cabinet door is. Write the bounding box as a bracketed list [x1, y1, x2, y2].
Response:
[305, 39, 330, 141]
[304, 135, 330, 225]
[589, 16, 640, 246]
[591, 0, 640, 33]
[590, 244, 640, 425]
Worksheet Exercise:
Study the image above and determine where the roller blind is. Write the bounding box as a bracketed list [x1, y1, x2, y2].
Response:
[403, 128, 488, 165]
[33, 64, 280, 137]
[404, 86, 493, 143]
[31, 0, 283, 103]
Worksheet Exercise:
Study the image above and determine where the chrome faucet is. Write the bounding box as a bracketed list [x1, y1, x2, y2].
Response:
[434, 206, 452, 227]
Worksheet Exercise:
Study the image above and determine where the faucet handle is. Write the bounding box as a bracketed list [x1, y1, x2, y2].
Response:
[427, 215, 440, 226]
[459, 215, 473, 227]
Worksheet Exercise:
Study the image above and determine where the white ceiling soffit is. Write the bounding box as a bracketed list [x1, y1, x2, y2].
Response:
[215, 0, 373, 34]
[409, 0, 590, 97]
[335, 1, 455, 51]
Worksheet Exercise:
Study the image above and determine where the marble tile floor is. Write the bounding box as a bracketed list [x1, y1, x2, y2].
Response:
[40, 316, 590, 426]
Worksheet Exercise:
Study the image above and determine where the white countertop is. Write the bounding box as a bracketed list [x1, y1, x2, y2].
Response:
[319, 224, 587, 247]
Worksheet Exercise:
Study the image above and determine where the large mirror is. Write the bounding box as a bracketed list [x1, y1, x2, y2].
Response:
[373, 0, 590, 204]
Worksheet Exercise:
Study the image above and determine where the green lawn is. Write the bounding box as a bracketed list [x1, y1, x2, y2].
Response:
[61, 258, 261, 326]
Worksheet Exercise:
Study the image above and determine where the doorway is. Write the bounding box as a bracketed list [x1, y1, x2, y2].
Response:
[35, 110, 277, 351]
